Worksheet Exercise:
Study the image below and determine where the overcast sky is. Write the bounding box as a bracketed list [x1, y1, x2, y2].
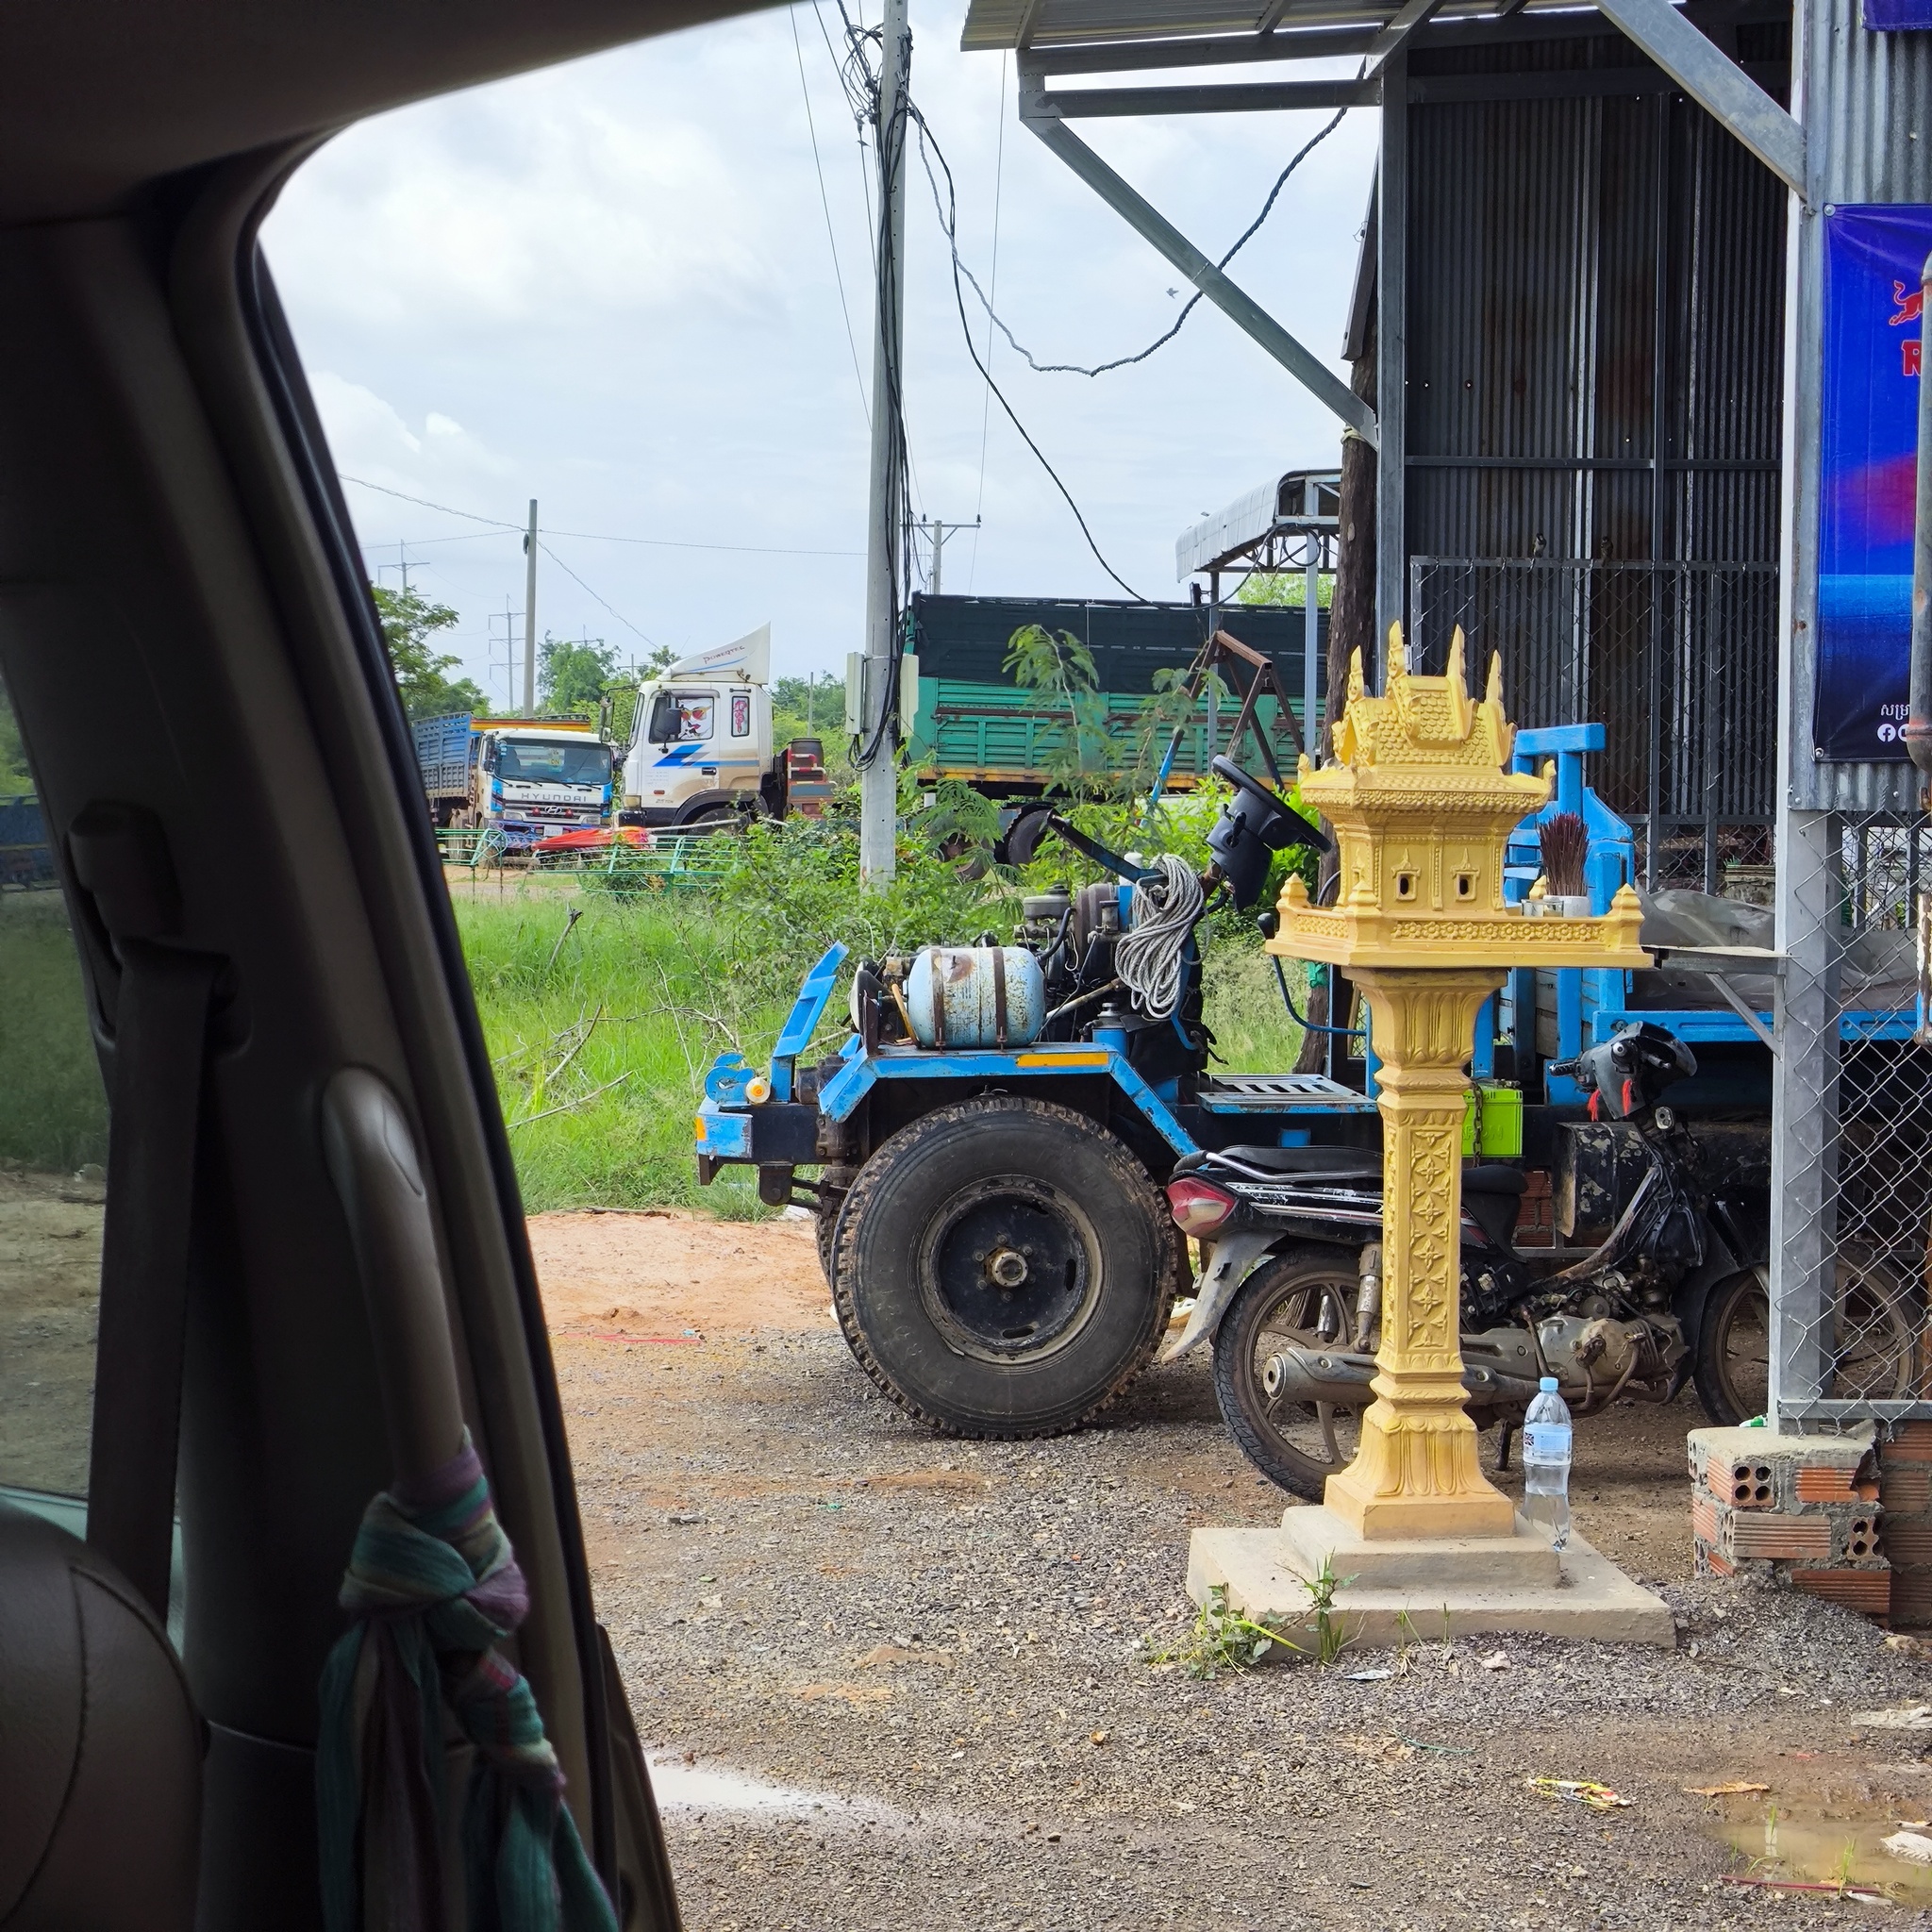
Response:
[262, 1, 1375, 702]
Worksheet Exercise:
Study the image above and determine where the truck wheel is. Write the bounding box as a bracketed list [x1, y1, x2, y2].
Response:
[813, 1165, 858, 1287]
[829, 1098, 1179, 1437]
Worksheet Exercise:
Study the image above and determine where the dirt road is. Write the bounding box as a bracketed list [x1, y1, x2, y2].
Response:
[533, 1210, 1932, 1930]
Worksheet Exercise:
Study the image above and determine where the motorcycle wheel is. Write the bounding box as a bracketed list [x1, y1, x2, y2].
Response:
[1209, 1247, 1362, 1501]
[1695, 1251, 1919, 1426]
[1693, 1267, 1770, 1426]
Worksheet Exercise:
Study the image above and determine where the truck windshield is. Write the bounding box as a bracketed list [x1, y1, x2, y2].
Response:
[494, 740, 609, 786]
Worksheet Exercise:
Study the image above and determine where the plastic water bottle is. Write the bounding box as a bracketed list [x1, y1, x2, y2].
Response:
[1522, 1376, 1574, 1552]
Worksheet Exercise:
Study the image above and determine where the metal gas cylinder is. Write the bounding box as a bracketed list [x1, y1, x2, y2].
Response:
[905, 946, 1045, 1050]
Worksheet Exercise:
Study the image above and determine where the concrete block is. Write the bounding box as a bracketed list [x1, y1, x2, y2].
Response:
[1189, 1521, 1675, 1650]
[1274, 1505, 1561, 1590]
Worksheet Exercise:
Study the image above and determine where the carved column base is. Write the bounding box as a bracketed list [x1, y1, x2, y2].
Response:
[1323, 964, 1517, 1541]
[1324, 1374, 1517, 1540]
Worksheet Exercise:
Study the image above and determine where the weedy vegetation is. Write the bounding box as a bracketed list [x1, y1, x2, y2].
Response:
[458, 778, 1318, 1214]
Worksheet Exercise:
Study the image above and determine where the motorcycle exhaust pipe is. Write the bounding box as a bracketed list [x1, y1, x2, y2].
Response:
[1262, 1346, 1546, 1409]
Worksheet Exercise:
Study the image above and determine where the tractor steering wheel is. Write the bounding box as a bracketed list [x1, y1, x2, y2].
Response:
[1209, 756, 1332, 854]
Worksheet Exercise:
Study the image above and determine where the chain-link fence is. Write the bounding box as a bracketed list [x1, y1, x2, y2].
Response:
[1407, 558, 1778, 891]
[1771, 811, 1932, 1427]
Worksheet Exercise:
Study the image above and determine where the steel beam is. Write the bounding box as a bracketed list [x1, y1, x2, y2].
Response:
[1592, 0, 1806, 196]
[1019, 79, 1378, 444]
[1363, 0, 1446, 75]
[1037, 77, 1377, 114]
[1002, 0, 1787, 73]
[1374, 50, 1407, 660]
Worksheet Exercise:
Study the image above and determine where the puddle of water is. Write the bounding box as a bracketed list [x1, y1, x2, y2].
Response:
[1708, 1780, 1932, 1905]
[646, 1755, 902, 1828]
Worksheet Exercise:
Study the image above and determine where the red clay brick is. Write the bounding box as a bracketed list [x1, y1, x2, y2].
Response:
[1891, 1570, 1932, 1629]
[1884, 1521, 1932, 1568]
[1791, 1569, 1891, 1618]
[1886, 1423, 1932, 1464]
[1691, 1497, 1723, 1549]
[1717, 1460, 1780, 1508]
[1726, 1514, 1833, 1560]
[1885, 1468, 1932, 1514]
[1699, 1545, 1735, 1577]
[1795, 1465, 1859, 1504]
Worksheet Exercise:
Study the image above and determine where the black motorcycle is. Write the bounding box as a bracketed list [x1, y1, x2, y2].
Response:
[1161, 1023, 1838, 1499]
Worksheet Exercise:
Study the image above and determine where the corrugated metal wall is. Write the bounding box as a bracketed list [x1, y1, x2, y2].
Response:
[1405, 32, 1789, 568]
[1400, 26, 1790, 878]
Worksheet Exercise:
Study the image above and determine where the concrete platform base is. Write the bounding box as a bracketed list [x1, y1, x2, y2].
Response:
[1189, 1506, 1676, 1649]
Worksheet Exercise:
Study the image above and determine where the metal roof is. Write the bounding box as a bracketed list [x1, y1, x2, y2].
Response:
[961, 0, 1577, 52]
[1174, 470, 1340, 580]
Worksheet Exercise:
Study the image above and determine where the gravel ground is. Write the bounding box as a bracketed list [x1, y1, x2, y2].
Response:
[552, 1297, 1932, 1930]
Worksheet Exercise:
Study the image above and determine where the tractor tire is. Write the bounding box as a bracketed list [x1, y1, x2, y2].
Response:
[829, 1097, 1180, 1438]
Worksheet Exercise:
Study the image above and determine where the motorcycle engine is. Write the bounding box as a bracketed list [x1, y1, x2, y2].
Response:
[1536, 1310, 1685, 1398]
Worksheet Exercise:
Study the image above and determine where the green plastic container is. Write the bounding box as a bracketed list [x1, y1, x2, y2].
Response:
[1460, 1080, 1524, 1158]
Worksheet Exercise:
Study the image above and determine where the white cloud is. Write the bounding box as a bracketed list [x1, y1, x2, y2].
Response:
[263, 3, 1376, 701]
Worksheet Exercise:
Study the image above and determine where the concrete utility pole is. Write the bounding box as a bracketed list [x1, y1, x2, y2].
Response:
[858, 0, 909, 886]
[917, 516, 977, 597]
[523, 498, 539, 714]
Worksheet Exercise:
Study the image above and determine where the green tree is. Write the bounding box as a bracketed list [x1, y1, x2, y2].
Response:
[537, 633, 621, 721]
[1005, 625, 1118, 796]
[1237, 571, 1331, 608]
[372, 583, 490, 720]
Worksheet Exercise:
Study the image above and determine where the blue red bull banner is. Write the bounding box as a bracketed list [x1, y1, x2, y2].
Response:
[1865, 0, 1932, 28]
[1816, 204, 1932, 761]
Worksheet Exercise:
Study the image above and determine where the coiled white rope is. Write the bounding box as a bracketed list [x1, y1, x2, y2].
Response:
[1117, 854, 1204, 1019]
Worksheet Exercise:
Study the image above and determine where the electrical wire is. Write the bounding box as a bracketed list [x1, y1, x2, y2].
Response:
[342, 476, 524, 528]
[933, 89, 1356, 379]
[910, 107, 1147, 601]
[339, 475, 862, 558]
[535, 540, 656, 648]
[1117, 855, 1204, 1019]
[792, 5, 871, 429]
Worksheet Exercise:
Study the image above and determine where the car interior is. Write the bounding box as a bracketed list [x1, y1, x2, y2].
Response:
[0, 6, 768, 1925]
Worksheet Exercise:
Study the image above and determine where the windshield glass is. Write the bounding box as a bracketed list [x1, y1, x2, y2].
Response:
[494, 740, 609, 786]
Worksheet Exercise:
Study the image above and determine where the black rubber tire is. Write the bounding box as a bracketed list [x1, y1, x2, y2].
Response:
[1695, 1253, 1917, 1426]
[1209, 1246, 1361, 1500]
[829, 1097, 1180, 1437]
[1693, 1267, 1770, 1426]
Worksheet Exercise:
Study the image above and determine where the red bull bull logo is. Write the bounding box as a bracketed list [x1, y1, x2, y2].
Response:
[1892, 279, 1925, 376]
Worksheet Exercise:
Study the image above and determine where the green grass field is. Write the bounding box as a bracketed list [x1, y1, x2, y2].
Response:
[452, 872, 1307, 1216]
[0, 891, 108, 1174]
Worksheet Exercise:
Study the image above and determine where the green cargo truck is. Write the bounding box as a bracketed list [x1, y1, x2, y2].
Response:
[900, 592, 1326, 797]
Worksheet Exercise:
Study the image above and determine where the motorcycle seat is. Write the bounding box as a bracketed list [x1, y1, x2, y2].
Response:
[1462, 1165, 1527, 1197]
[1181, 1145, 1383, 1180]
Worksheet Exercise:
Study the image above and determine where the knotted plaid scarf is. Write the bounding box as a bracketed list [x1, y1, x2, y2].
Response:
[317, 1435, 616, 1932]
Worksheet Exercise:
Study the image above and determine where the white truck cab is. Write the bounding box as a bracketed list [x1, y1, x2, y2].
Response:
[620, 625, 775, 828]
[468, 719, 612, 848]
